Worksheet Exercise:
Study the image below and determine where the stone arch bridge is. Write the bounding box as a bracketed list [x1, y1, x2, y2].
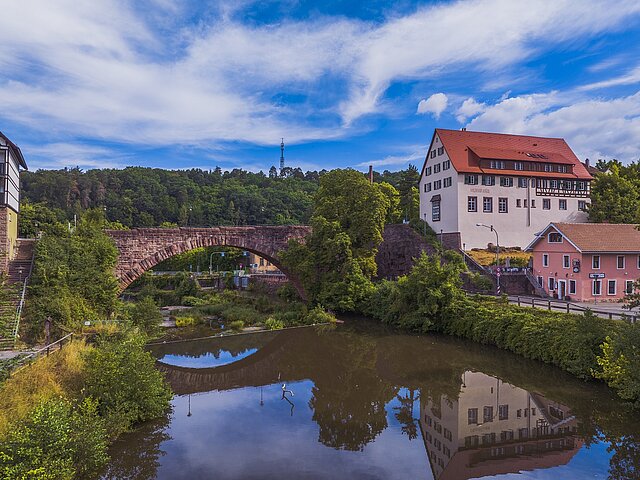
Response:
[106, 224, 432, 296]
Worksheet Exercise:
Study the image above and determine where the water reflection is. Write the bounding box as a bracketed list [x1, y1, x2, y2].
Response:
[420, 371, 581, 479]
[106, 321, 640, 479]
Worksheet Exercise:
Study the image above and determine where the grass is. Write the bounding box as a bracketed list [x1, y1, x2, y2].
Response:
[0, 340, 90, 438]
[467, 249, 531, 267]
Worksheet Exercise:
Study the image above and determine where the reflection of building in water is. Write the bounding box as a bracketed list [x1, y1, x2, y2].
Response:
[248, 253, 281, 274]
[419, 371, 582, 480]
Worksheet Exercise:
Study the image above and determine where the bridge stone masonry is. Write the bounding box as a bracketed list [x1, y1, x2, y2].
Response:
[106, 223, 434, 296]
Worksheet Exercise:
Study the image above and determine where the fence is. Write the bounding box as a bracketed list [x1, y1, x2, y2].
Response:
[508, 295, 637, 323]
[8, 333, 74, 377]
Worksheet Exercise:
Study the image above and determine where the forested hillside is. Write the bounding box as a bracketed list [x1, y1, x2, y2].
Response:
[19, 165, 420, 234]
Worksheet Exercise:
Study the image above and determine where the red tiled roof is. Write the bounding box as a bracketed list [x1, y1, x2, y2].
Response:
[529, 223, 640, 252]
[425, 129, 591, 180]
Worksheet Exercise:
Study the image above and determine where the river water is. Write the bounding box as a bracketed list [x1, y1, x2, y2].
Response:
[102, 320, 640, 479]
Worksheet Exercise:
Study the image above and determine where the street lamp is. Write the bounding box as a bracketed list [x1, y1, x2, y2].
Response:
[209, 251, 225, 275]
[476, 223, 500, 295]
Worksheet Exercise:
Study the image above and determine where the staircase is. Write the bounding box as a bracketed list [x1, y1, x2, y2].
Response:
[0, 239, 35, 350]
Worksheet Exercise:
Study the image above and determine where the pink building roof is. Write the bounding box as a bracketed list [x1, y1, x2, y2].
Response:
[526, 223, 640, 253]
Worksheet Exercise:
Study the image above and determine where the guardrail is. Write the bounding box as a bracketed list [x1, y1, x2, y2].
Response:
[8, 333, 74, 377]
[507, 295, 637, 323]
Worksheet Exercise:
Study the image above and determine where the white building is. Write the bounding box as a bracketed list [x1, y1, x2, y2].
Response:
[419, 129, 592, 249]
[0, 132, 27, 268]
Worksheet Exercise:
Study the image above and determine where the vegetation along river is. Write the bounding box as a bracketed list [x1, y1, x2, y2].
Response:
[102, 319, 640, 479]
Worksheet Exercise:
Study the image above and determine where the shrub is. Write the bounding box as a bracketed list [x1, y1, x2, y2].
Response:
[0, 397, 109, 479]
[129, 296, 163, 335]
[229, 320, 245, 331]
[83, 334, 172, 437]
[175, 316, 197, 327]
[595, 323, 640, 406]
[264, 317, 285, 330]
[304, 306, 337, 325]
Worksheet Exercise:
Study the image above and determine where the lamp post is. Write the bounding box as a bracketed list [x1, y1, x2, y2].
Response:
[423, 213, 427, 236]
[476, 223, 500, 295]
[209, 251, 226, 275]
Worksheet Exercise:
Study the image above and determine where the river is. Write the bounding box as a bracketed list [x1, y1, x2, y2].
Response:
[102, 320, 640, 479]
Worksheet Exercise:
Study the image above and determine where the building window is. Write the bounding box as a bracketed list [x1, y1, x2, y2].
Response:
[465, 174, 478, 185]
[438, 146, 445, 156]
[518, 177, 528, 188]
[483, 197, 493, 213]
[483, 406, 494, 423]
[559, 199, 567, 210]
[548, 232, 563, 243]
[543, 198, 551, 210]
[548, 277, 555, 291]
[434, 163, 441, 173]
[515, 162, 524, 171]
[500, 177, 513, 187]
[444, 177, 452, 188]
[563, 255, 570, 268]
[426, 166, 432, 176]
[524, 199, 528, 208]
[490, 160, 506, 169]
[531, 199, 536, 208]
[537, 276, 543, 287]
[617, 255, 625, 269]
[431, 150, 436, 158]
[550, 179, 558, 189]
[442, 159, 450, 169]
[578, 200, 587, 211]
[542, 254, 549, 267]
[468, 196, 477, 212]
[626, 280, 635, 295]
[516, 199, 521, 208]
[432, 200, 441, 222]
[482, 175, 495, 186]
[498, 405, 509, 420]
[468, 408, 478, 425]
[498, 197, 508, 213]
[593, 279, 602, 296]
[638, 255, 640, 269]
[592, 255, 600, 269]
[608, 280, 617, 296]
[434, 180, 442, 190]
[569, 280, 576, 294]
[424, 183, 431, 192]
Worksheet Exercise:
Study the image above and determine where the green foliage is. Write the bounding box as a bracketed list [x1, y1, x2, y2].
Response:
[229, 320, 245, 331]
[23, 209, 119, 340]
[0, 397, 109, 480]
[175, 316, 197, 327]
[595, 324, 640, 406]
[83, 334, 172, 437]
[304, 306, 337, 325]
[129, 296, 163, 335]
[363, 251, 466, 332]
[264, 317, 285, 330]
[588, 161, 640, 223]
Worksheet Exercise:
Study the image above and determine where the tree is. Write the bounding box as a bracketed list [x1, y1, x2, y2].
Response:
[268, 166, 278, 178]
[588, 166, 640, 224]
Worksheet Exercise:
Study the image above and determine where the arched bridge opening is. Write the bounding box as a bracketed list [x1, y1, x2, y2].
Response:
[106, 226, 311, 298]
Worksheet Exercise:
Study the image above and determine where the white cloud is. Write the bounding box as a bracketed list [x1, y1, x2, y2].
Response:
[417, 93, 448, 118]
[465, 90, 640, 162]
[358, 147, 426, 168]
[579, 65, 640, 91]
[456, 97, 486, 122]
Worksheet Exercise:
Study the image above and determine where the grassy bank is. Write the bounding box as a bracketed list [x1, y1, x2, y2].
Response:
[0, 332, 171, 478]
[361, 251, 640, 408]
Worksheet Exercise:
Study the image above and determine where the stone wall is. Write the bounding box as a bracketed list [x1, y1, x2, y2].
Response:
[375, 224, 435, 279]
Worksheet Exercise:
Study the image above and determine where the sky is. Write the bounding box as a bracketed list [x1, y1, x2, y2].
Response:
[1, 0, 640, 173]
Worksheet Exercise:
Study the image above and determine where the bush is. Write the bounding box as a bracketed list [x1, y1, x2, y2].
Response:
[0, 397, 109, 479]
[264, 317, 285, 330]
[304, 306, 337, 325]
[229, 320, 245, 331]
[175, 316, 198, 327]
[129, 296, 163, 335]
[83, 334, 172, 437]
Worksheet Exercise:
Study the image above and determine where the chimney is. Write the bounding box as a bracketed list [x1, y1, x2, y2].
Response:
[368, 165, 373, 184]
[585, 158, 590, 168]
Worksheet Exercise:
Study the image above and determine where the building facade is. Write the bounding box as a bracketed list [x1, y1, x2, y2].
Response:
[526, 223, 640, 302]
[418, 129, 592, 249]
[0, 132, 27, 271]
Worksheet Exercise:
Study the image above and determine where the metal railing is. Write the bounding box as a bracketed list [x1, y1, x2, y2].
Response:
[505, 295, 637, 323]
[9, 333, 74, 377]
[11, 246, 35, 348]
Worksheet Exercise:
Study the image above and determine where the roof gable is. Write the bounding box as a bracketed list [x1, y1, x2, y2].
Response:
[0, 132, 27, 170]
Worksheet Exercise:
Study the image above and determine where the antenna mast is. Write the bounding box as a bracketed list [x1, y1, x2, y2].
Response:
[280, 138, 285, 172]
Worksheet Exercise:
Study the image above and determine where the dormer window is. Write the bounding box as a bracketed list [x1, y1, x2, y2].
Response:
[548, 232, 563, 243]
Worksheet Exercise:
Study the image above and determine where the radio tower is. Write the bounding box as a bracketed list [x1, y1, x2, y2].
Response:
[279, 138, 285, 172]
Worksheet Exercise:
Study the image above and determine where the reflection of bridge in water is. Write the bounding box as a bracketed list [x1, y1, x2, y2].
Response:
[153, 329, 307, 395]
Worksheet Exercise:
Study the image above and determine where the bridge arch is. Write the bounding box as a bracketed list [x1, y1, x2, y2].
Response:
[106, 226, 311, 298]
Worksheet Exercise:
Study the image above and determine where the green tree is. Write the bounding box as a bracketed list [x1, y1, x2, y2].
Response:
[588, 166, 640, 223]
[129, 296, 163, 335]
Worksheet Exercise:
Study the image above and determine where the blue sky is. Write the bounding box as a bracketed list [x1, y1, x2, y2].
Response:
[2, 0, 640, 172]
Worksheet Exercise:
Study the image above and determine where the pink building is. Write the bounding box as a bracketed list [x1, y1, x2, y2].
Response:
[526, 223, 640, 302]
